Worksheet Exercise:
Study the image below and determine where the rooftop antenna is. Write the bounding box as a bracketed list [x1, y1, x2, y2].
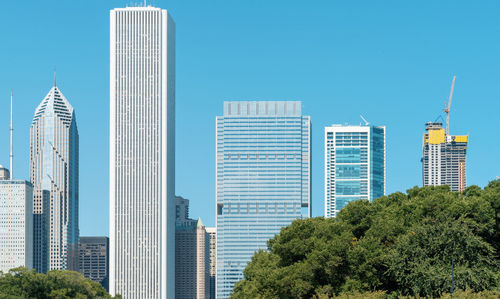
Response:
[54, 67, 57, 87]
[360, 115, 370, 126]
[9, 89, 13, 179]
[444, 75, 456, 135]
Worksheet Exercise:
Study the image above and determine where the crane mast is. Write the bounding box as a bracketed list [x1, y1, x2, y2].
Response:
[444, 76, 456, 136]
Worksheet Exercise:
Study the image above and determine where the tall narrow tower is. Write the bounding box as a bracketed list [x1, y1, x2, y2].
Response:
[110, 6, 176, 299]
[30, 78, 79, 273]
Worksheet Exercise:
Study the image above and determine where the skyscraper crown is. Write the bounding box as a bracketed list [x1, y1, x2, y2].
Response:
[33, 86, 74, 126]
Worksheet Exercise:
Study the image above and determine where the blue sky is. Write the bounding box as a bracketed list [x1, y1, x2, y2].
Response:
[0, 0, 499, 236]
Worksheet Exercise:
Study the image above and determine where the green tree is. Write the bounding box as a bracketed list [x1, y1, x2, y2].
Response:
[388, 220, 497, 297]
[231, 183, 500, 299]
[0, 267, 120, 299]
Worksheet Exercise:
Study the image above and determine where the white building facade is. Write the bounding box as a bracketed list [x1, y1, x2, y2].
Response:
[324, 125, 386, 218]
[0, 171, 33, 273]
[109, 6, 176, 299]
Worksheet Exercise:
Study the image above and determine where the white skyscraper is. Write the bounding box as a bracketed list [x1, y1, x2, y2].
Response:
[0, 166, 33, 273]
[110, 6, 176, 299]
[30, 80, 79, 273]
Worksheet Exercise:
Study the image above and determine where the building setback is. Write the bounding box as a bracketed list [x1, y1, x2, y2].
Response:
[30, 80, 79, 273]
[79, 237, 109, 291]
[324, 124, 386, 218]
[422, 122, 468, 191]
[216, 101, 311, 298]
[109, 6, 176, 298]
[175, 196, 210, 299]
[0, 166, 33, 273]
[205, 227, 216, 299]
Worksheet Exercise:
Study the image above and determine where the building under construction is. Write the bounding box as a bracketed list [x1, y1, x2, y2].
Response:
[422, 76, 468, 192]
[422, 122, 468, 191]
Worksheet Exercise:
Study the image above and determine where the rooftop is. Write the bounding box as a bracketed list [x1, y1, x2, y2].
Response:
[113, 6, 163, 11]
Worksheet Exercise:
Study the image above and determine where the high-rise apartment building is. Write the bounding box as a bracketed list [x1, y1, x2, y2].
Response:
[0, 166, 33, 273]
[216, 101, 311, 298]
[109, 6, 176, 299]
[205, 227, 216, 299]
[79, 237, 109, 291]
[175, 196, 210, 299]
[324, 124, 386, 218]
[30, 80, 79, 273]
[422, 122, 468, 191]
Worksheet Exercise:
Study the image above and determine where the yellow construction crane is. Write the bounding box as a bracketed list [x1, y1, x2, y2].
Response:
[444, 75, 456, 135]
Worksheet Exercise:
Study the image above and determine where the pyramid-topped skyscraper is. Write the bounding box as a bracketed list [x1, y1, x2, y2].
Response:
[30, 76, 79, 273]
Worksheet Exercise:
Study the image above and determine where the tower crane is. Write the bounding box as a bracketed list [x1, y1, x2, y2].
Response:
[444, 76, 456, 135]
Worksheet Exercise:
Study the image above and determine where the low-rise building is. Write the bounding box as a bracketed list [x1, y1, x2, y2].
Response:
[0, 165, 33, 273]
[78, 236, 109, 290]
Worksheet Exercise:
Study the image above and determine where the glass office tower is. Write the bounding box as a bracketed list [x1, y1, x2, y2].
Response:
[324, 125, 385, 218]
[30, 81, 79, 272]
[216, 101, 311, 298]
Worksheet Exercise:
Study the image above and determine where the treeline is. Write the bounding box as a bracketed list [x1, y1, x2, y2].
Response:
[232, 182, 500, 298]
[0, 267, 120, 299]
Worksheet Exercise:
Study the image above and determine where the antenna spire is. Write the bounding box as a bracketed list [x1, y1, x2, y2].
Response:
[9, 89, 13, 180]
[54, 68, 57, 87]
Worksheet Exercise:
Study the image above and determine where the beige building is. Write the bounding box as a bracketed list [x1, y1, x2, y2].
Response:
[175, 196, 210, 299]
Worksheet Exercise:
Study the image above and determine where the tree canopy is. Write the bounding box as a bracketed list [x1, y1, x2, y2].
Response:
[0, 267, 120, 299]
[232, 182, 500, 298]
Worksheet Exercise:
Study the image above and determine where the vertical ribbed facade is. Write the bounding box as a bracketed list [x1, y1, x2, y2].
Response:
[216, 101, 311, 298]
[109, 6, 175, 299]
[30, 85, 79, 273]
[324, 125, 386, 218]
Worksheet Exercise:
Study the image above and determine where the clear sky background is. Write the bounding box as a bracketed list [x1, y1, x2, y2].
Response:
[0, 0, 499, 236]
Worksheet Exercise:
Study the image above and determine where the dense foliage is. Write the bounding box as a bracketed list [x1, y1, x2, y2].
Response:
[232, 182, 500, 298]
[0, 267, 119, 299]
